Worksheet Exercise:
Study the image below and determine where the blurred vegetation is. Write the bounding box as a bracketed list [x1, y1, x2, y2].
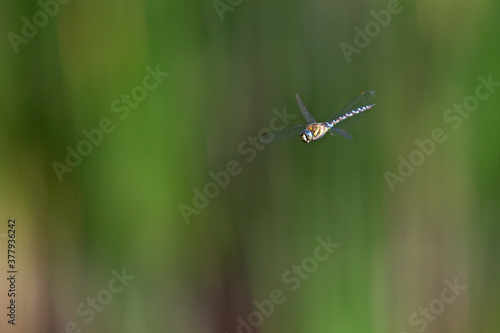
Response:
[1, 0, 499, 332]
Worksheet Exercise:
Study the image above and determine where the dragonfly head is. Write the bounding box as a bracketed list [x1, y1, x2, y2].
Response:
[300, 129, 313, 143]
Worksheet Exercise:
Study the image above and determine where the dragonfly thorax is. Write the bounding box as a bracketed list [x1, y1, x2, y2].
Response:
[300, 123, 330, 143]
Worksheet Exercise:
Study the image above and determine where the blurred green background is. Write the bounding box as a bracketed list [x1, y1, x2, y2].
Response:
[1, 0, 499, 332]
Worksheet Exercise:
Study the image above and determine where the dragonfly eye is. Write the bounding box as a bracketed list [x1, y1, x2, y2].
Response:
[300, 129, 312, 143]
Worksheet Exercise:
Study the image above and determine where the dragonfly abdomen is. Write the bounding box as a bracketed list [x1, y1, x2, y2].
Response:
[326, 104, 375, 128]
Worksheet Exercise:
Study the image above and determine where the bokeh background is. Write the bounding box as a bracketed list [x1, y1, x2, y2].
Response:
[1, 0, 499, 332]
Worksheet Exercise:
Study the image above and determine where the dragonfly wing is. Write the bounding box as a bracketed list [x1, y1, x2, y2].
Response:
[327, 90, 376, 122]
[296, 94, 317, 124]
[331, 127, 353, 140]
[328, 90, 375, 135]
[259, 124, 307, 143]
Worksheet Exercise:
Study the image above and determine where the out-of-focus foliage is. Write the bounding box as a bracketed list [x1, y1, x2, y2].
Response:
[0, 1, 499, 332]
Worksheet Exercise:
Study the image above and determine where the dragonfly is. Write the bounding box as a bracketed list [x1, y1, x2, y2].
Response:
[259, 90, 375, 143]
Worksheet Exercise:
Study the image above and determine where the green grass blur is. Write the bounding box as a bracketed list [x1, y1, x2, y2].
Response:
[1, 0, 499, 332]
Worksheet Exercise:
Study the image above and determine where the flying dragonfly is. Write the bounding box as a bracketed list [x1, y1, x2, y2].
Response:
[259, 90, 375, 143]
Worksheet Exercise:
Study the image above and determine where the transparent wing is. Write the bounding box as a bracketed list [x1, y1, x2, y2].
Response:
[259, 124, 307, 143]
[331, 127, 353, 140]
[296, 94, 317, 124]
[327, 90, 376, 131]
